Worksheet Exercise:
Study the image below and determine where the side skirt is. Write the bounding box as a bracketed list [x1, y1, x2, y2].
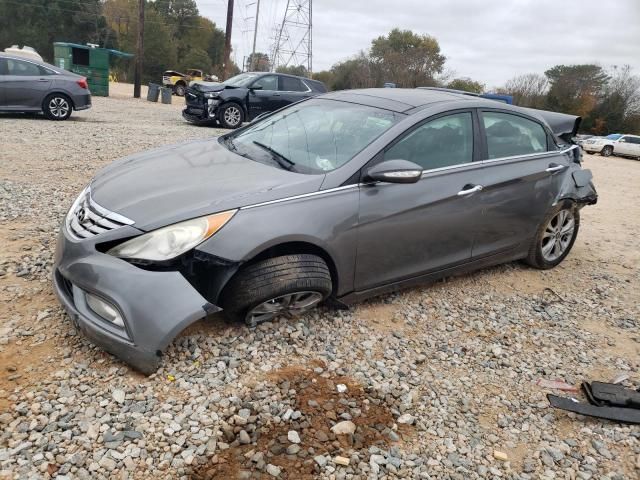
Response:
[338, 247, 524, 306]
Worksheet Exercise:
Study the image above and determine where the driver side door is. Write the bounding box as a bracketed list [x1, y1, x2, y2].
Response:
[354, 110, 485, 291]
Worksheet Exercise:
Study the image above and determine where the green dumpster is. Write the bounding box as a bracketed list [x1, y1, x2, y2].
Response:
[53, 42, 133, 97]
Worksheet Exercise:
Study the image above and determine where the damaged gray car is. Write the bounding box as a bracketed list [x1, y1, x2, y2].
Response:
[53, 88, 597, 374]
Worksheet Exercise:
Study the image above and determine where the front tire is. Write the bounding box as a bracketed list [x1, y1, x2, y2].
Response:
[526, 203, 580, 269]
[218, 102, 244, 129]
[601, 145, 613, 157]
[221, 254, 332, 326]
[43, 94, 72, 121]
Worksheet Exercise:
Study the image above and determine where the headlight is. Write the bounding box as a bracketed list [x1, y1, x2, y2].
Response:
[107, 210, 236, 261]
[204, 92, 219, 99]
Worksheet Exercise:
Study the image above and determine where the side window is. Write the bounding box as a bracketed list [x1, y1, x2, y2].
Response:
[6, 59, 43, 76]
[482, 111, 547, 159]
[384, 112, 474, 170]
[279, 76, 307, 92]
[0, 58, 7, 75]
[251, 75, 278, 91]
[631, 137, 640, 145]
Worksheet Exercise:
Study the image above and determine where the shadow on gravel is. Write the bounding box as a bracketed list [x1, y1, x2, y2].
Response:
[189, 362, 414, 480]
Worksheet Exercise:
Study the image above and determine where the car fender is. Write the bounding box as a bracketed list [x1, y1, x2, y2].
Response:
[196, 187, 361, 296]
[554, 166, 597, 206]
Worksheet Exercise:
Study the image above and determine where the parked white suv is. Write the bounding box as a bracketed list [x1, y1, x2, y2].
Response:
[582, 133, 640, 159]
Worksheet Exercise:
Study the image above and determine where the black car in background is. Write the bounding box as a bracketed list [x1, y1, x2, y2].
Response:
[182, 72, 327, 128]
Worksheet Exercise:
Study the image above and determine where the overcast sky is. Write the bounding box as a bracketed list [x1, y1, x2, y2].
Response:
[199, 0, 640, 88]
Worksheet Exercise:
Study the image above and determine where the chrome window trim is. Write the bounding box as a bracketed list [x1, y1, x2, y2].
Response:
[240, 144, 579, 210]
[481, 144, 578, 166]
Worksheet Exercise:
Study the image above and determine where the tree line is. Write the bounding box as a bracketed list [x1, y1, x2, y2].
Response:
[0, 0, 234, 82]
[2, 1, 637, 134]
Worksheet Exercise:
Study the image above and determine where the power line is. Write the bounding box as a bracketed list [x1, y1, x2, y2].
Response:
[273, 0, 312, 75]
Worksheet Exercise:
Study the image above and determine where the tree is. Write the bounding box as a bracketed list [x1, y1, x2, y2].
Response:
[276, 65, 307, 77]
[248, 52, 270, 72]
[179, 48, 212, 73]
[447, 77, 484, 94]
[0, 0, 113, 62]
[545, 64, 609, 117]
[589, 65, 640, 134]
[330, 52, 376, 91]
[312, 70, 334, 90]
[369, 28, 445, 87]
[500, 73, 548, 108]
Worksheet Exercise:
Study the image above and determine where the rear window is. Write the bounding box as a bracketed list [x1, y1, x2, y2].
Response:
[279, 76, 307, 92]
[482, 111, 547, 159]
[305, 79, 328, 93]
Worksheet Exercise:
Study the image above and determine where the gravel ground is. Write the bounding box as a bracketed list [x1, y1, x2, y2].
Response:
[0, 85, 639, 480]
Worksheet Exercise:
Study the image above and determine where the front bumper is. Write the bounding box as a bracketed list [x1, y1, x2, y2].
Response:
[52, 225, 220, 374]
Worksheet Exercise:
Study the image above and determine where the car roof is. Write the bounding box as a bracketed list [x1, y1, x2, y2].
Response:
[321, 88, 488, 113]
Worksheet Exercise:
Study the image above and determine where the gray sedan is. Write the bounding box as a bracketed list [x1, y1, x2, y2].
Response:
[53, 88, 597, 373]
[0, 53, 91, 120]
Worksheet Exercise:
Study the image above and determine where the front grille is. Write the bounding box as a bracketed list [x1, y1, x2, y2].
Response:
[66, 189, 134, 240]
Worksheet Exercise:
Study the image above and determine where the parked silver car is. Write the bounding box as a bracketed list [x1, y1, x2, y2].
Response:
[0, 53, 91, 120]
[53, 89, 597, 373]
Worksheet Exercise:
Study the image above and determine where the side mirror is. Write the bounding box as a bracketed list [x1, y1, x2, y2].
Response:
[365, 159, 423, 184]
[249, 85, 263, 91]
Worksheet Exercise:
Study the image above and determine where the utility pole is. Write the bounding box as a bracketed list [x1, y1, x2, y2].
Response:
[249, 0, 261, 71]
[133, 0, 144, 98]
[223, 0, 234, 80]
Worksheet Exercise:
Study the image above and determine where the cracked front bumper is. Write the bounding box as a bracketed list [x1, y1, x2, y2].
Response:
[52, 225, 220, 374]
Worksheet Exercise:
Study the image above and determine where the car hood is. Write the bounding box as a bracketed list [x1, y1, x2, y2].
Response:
[190, 81, 229, 93]
[90, 139, 324, 231]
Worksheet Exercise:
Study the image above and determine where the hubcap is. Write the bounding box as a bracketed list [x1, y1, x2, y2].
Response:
[245, 291, 323, 327]
[49, 97, 69, 118]
[541, 209, 575, 262]
[224, 106, 241, 126]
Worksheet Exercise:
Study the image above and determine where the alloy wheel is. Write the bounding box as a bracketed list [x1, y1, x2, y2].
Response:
[224, 106, 241, 127]
[541, 209, 575, 262]
[49, 97, 70, 118]
[245, 291, 323, 327]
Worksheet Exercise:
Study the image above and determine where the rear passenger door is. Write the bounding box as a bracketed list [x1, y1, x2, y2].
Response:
[471, 110, 569, 258]
[278, 75, 312, 105]
[615, 136, 640, 157]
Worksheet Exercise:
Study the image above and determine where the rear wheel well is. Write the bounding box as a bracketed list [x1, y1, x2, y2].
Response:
[42, 92, 74, 111]
[231, 242, 339, 297]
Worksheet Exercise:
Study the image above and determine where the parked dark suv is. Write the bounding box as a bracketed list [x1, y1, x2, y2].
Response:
[182, 71, 327, 128]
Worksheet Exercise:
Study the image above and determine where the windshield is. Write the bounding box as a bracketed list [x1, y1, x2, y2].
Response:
[226, 98, 402, 174]
[223, 73, 259, 87]
[606, 134, 622, 140]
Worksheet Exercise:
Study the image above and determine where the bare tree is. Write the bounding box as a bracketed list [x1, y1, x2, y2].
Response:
[501, 73, 549, 108]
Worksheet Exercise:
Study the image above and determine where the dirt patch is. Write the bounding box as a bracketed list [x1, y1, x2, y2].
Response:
[0, 335, 62, 412]
[191, 364, 413, 479]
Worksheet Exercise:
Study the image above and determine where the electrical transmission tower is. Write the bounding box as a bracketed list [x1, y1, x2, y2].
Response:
[272, 0, 312, 76]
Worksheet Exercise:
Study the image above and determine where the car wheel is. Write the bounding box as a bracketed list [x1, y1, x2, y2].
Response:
[175, 83, 186, 96]
[601, 145, 613, 157]
[221, 254, 332, 327]
[43, 94, 72, 121]
[526, 203, 580, 270]
[218, 102, 244, 129]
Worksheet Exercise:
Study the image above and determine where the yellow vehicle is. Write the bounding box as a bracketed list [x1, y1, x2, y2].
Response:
[162, 69, 208, 96]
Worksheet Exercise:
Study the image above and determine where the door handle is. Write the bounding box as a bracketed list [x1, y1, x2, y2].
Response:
[546, 164, 566, 173]
[457, 184, 483, 196]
